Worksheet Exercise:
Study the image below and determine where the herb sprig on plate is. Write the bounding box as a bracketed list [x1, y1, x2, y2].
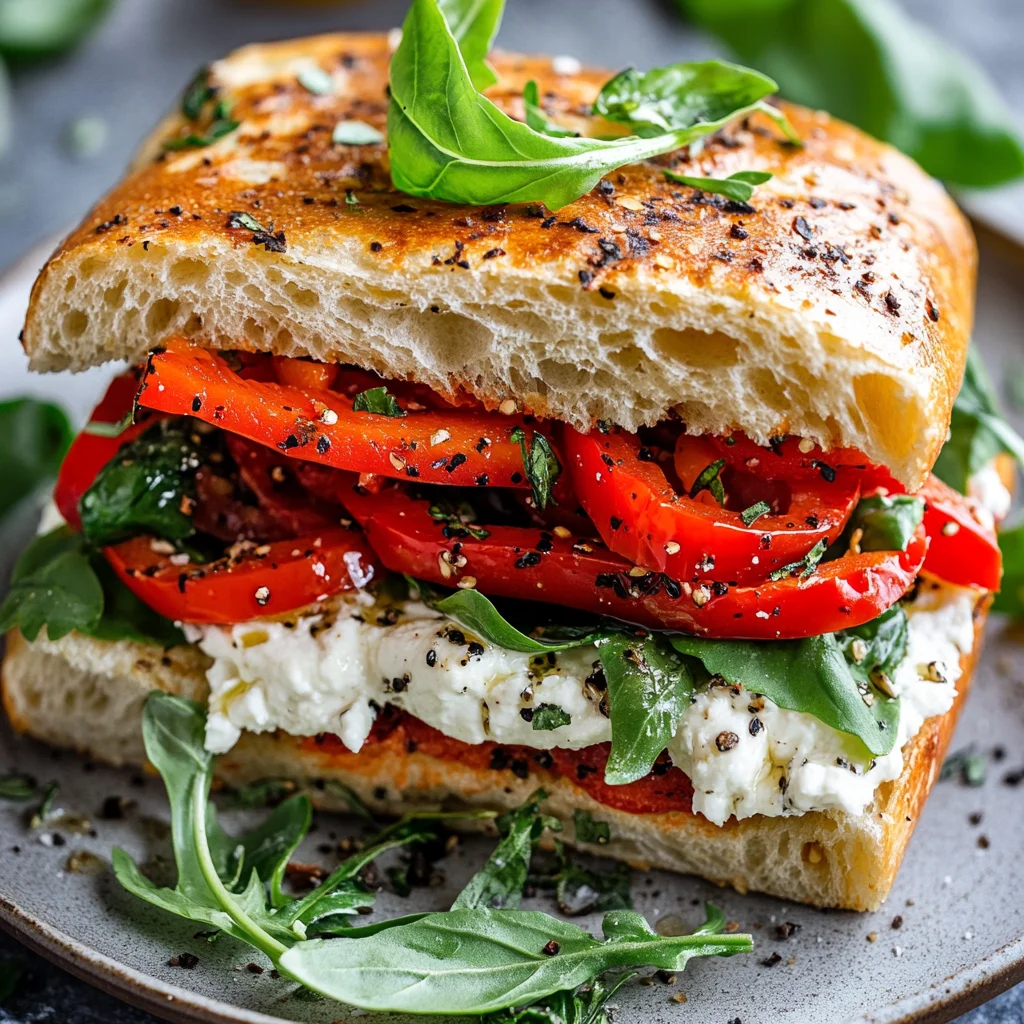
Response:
[116, 692, 751, 1017]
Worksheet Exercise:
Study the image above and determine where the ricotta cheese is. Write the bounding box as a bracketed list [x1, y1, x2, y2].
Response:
[189, 580, 979, 825]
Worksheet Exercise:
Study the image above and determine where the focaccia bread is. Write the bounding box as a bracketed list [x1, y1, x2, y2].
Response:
[3, 606, 985, 912]
[22, 33, 974, 489]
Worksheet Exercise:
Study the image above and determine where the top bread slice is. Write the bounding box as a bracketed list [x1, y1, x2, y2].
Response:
[21, 33, 975, 489]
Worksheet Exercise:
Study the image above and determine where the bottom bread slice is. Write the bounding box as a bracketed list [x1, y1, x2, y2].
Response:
[2, 610, 987, 912]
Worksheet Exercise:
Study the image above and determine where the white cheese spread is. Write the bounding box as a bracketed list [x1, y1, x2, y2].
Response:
[188, 580, 980, 825]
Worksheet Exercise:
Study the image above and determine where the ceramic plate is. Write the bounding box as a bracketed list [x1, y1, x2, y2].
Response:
[1, 232, 1024, 1024]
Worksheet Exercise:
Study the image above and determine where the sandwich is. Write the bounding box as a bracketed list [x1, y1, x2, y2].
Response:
[1, 6, 1009, 916]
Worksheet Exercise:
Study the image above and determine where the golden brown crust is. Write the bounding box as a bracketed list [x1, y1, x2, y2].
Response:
[2, 604, 988, 910]
[22, 33, 975, 487]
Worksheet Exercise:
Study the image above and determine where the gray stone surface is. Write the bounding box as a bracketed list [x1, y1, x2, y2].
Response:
[0, 1, 1022, 1021]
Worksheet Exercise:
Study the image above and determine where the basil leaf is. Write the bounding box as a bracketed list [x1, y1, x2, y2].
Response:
[523, 80, 577, 138]
[0, 528, 102, 641]
[0, 398, 73, 518]
[454, 789, 558, 911]
[0, 527, 183, 646]
[79, 421, 203, 547]
[531, 703, 571, 731]
[847, 494, 924, 553]
[597, 633, 694, 785]
[594, 62, 776, 138]
[0, 0, 113, 59]
[934, 347, 1024, 493]
[425, 585, 600, 653]
[572, 810, 610, 846]
[510, 427, 561, 511]
[677, 0, 1024, 188]
[663, 168, 772, 202]
[351, 386, 405, 417]
[280, 906, 751, 1014]
[438, 0, 503, 90]
[672, 607, 907, 758]
[388, 0, 787, 209]
[332, 120, 384, 146]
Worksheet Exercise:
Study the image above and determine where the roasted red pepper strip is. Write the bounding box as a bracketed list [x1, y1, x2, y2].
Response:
[104, 530, 378, 624]
[564, 426, 860, 584]
[917, 474, 1002, 590]
[341, 486, 927, 638]
[137, 339, 535, 490]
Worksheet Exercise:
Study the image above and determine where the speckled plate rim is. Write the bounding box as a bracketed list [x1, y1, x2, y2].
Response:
[2, 228, 1024, 1024]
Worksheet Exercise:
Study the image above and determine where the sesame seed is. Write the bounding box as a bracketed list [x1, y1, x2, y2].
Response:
[616, 196, 644, 211]
[457, 576, 478, 589]
[941, 521, 960, 536]
[430, 429, 451, 446]
[438, 553, 453, 579]
[664, 540, 680, 555]
[628, 566, 649, 577]
[692, 585, 709, 607]
[798, 437, 815, 453]
[389, 452, 406, 471]
[499, 398, 518, 415]
[553, 525, 572, 539]
[319, 407, 338, 425]
[254, 586, 271, 606]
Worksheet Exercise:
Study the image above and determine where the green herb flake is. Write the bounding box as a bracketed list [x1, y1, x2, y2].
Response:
[531, 703, 572, 731]
[332, 120, 385, 146]
[427, 504, 491, 540]
[352, 386, 406, 417]
[181, 67, 214, 120]
[688, 458, 726, 504]
[0, 775, 36, 801]
[940, 746, 987, 787]
[298, 65, 334, 96]
[573, 810, 611, 846]
[664, 168, 772, 202]
[227, 210, 264, 232]
[768, 536, 828, 580]
[740, 499, 771, 526]
[510, 426, 562, 511]
[164, 115, 239, 151]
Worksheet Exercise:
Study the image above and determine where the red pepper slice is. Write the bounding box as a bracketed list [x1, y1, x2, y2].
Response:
[136, 339, 536, 490]
[564, 426, 860, 584]
[340, 485, 927, 638]
[104, 530, 378, 624]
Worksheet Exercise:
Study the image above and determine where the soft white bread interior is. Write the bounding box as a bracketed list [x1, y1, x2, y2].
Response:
[22, 34, 974, 489]
[2, 612, 985, 912]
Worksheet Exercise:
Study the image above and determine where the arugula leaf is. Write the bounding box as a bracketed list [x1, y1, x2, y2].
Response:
[220, 778, 297, 810]
[332, 120, 385, 146]
[388, 0, 791, 209]
[0, 398, 73, 518]
[352, 386, 406, 417]
[935, 347, 1024, 493]
[597, 633, 694, 785]
[438, 0, 503, 90]
[664, 168, 772, 202]
[79, 421, 202, 547]
[672, 606, 907, 757]
[523, 80, 578, 138]
[281, 904, 751, 1014]
[531, 703, 571, 731]
[677, 0, 1024, 188]
[572, 810, 610, 846]
[0, 0, 113, 60]
[482, 971, 634, 1024]
[510, 427, 562, 511]
[454, 790, 559, 910]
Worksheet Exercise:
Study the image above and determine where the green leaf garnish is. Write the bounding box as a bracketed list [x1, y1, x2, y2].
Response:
[847, 494, 924, 553]
[181, 67, 214, 120]
[663, 168, 772, 202]
[572, 810, 610, 846]
[0, 398, 73, 518]
[740, 499, 770, 526]
[689, 457, 726, 504]
[0, 775, 36, 801]
[523, 79, 577, 138]
[768, 536, 828, 580]
[672, 604, 907, 758]
[510, 426, 562, 511]
[298, 65, 334, 96]
[352, 386, 406, 417]
[387, 0, 794, 209]
[438, 0, 503, 90]
[531, 703, 572, 731]
[0, 527, 184, 646]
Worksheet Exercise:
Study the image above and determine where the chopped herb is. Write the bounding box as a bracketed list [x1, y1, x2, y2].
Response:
[740, 499, 771, 526]
[0, 775, 36, 801]
[573, 810, 611, 846]
[940, 746, 987, 787]
[181, 67, 214, 120]
[769, 536, 828, 580]
[28, 780, 59, 829]
[510, 427, 562, 511]
[164, 115, 239, 151]
[428, 504, 491, 540]
[227, 211, 264, 232]
[352, 386, 406, 417]
[531, 703, 572, 731]
[332, 120, 385, 146]
[688, 458, 726, 504]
